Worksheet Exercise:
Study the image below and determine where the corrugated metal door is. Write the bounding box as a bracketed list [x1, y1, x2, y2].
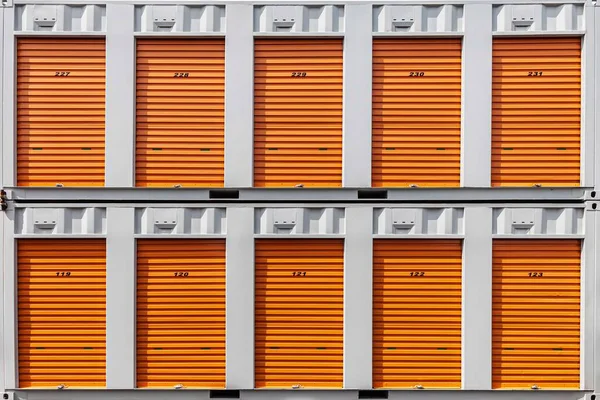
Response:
[492, 240, 580, 389]
[255, 239, 344, 388]
[17, 38, 106, 187]
[137, 239, 226, 388]
[254, 39, 343, 187]
[373, 240, 462, 388]
[136, 39, 225, 187]
[372, 39, 462, 188]
[492, 37, 581, 187]
[18, 239, 106, 388]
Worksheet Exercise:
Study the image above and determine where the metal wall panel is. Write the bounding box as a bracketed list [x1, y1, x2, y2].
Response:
[253, 39, 343, 188]
[373, 240, 462, 389]
[254, 239, 344, 389]
[136, 239, 226, 388]
[491, 37, 581, 187]
[16, 38, 106, 187]
[492, 239, 581, 389]
[135, 39, 225, 187]
[17, 239, 106, 388]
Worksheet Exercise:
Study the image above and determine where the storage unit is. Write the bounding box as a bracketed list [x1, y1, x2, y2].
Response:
[17, 239, 106, 388]
[135, 39, 225, 187]
[491, 37, 581, 187]
[16, 38, 106, 187]
[373, 239, 462, 389]
[253, 39, 343, 187]
[372, 39, 462, 188]
[136, 239, 226, 388]
[492, 240, 581, 389]
[255, 239, 344, 388]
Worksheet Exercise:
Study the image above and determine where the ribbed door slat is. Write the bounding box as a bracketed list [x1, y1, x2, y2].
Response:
[372, 39, 462, 187]
[17, 38, 106, 187]
[136, 39, 225, 187]
[373, 240, 462, 388]
[136, 239, 226, 388]
[255, 239, 344, 388]
[492, 240, 580, 389]
[492, 38, 581, 187]
[254, 39, 343, 187]
[18, 239, 106, 388]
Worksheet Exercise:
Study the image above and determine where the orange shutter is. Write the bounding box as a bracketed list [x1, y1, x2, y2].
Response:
[373, 240, 462, 388]
[136, 239, 226, 388]
[17, 38, 106, 187]
[136, 39, 225, 187]
[255, 239, 344, 388]
[373, 39, 462, 188]
[254, 39, 343, 187]
[492, 240, 581, 389]
[18, 239, 106, 388]
[492, 37, 581, 187]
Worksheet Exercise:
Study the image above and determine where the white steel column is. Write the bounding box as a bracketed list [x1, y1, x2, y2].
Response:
[343, 207, 373, 388]
[582, 205, 595, 390]
[2, 209, 16, 389]
[1, 7, 15, 187]
[226, 207, 255, 388]
[342, 4, 372, 188]
[462, 207, 492, 389]
[581, 3, 595, 187]
[105, 4, 135, 187]
[106, 207, 136, 388]
[593, 206, 600, 390]
[593, 4, 600, 189]
[224, 4, 254, 188]
[461, 4, 492, 187]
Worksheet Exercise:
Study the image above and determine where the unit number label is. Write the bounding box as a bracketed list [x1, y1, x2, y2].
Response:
[528, 272, 544, 277]
[409, 72, 425, 77]
[173, 73, 190, 78]
[291, 72, 307, 77]
[174, 272, 190, 277]
[528, 71, 543, 76]
[56, 272, 72, 276]
[55, 72, 71, 77]
[292, 271, 307, 276]
[409, 272, 425, 277]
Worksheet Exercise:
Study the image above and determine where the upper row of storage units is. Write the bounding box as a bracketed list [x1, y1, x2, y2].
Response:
[12, 3, 586, 188]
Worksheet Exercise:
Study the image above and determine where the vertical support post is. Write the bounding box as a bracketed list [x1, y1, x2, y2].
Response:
[1, 7, 15, 187]
[105, 4, 135, 187]
[581, 3, 596, 187]
[462, 207, 492, 389]
[582, 205, 595, 390]
[593, 207, 600, 390]
[461, 4, 492, 187]
[344, 207, 373, 388]
[2, 209, 15, 390]
[342, 4, 372, 188]
[224, 4, 254, 188]
[226, 207, 255, 388]
[592, 4, 600, 189]
[106, 208, 136, 388]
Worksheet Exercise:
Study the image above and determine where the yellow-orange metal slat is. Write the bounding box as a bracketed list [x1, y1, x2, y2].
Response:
[255, 239, 344, 388]
[373, 240, 462, 388]
[17, 38, 106, 187]
[18, 239, 106, 388]
[492, 240, 581, 389]
[372, 39, 462, 188]
[491, 38, 581, 187]
[254, 39, 343, 187]
[136, 39, 225, 187]
[136, 239, 226, 388]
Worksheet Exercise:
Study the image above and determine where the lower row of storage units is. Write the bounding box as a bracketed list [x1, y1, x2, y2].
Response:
[17, 239, 580, 389]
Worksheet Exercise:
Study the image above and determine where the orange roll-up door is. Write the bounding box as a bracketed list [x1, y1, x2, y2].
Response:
[254, 39, 343, 187]
[373, 39, 462, 188]
[136, 39, 225, 187]
[492, 37, 581, 187]
[373, 240, 462, 388]
[255, 239, 344, 388]
[137, 239, 226, 388]
[492, 240, 580, 389]
[18, 239, 106, 388]
[17, 38, 106, 187]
